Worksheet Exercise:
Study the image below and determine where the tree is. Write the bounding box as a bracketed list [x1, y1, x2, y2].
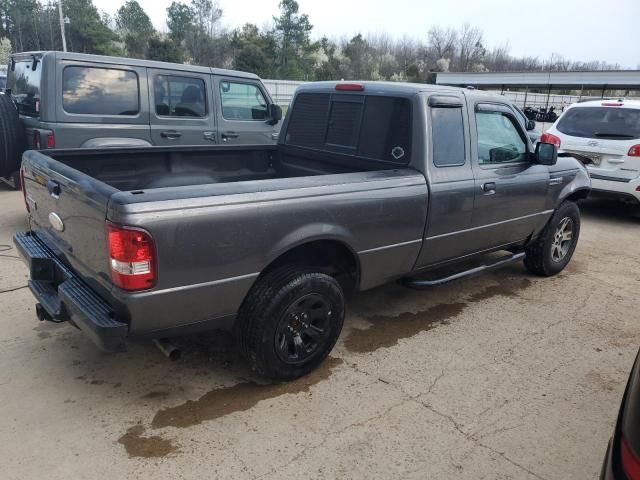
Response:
[166, 1, 193, 45]
[116, 0, 155, 58]
[231, 23, 276, 77]
[147, 36, 183, 63]
[455, 23, 485, 71]
[272, 0, 316, 79]
[63, 0, 119, 55]
[342, 34, 376, 79]
[314, 37, 342, 80]
[0, 37, 11, 65]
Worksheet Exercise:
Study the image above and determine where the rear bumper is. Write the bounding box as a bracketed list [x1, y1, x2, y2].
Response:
[588, 172, 640, 203]
[13, 231, 127, 351]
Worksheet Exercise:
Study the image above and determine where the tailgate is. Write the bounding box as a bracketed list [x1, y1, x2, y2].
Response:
[21, 150, 118, 296]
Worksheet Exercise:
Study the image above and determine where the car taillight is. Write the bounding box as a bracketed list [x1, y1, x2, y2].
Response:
[540, 132, 561, 148]
[107, 223, 156, 291]
[628, 145, 640, 157]
[621, 437, 640, 480]
[20, 168, 29, 212]
[33, 131, 55, 149]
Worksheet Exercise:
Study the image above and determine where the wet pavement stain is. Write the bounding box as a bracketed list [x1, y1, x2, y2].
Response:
[118, 425, 177, 458]
[345, 276, 533, 353]
[467, 277, 531, 302]
[151, 356, 343, 429]
[344, 303, 467, 353]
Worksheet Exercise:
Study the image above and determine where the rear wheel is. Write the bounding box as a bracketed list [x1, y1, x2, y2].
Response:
[235, 266, 345, 380]
[0, 94, 24, 185]
[524, 201, 580, 276]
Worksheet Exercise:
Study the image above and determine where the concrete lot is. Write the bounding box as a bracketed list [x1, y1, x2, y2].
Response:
[1, 183, 639, 480]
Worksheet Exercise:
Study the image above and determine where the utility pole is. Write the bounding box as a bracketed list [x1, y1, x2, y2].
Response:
[57, 0, 67, 52]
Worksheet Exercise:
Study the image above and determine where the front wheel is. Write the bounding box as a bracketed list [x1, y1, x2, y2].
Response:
[524, 201, 581, 276]
[235, 266, 345, 380]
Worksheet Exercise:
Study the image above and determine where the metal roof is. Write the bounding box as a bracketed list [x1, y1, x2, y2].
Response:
[436, 71, 640, 88]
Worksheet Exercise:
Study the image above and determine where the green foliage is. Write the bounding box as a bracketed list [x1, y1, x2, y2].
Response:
[147, 37, 183, 63]
[63, 0, 119, 55]
[116, 0, 155, 58]
[231, 24, 276, 78]
[272, 0, 316, 80]
[166, 2, 193, 44]
[0, 36, 11, 65]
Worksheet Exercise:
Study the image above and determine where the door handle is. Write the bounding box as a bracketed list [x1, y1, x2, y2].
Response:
[548, 178, 563, 186]
[221, 131, 239, 141]
[160, 130, 182, 139]
[203, 131, 216, 142]
[482, 182, 496, 195]
[46, 180, 61, 199]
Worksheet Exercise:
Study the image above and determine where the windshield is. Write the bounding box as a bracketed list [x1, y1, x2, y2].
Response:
[7, 60, 42, 117]
[556, 106, 640, 140]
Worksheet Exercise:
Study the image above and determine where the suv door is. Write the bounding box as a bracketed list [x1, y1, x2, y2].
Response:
[469, 102, 552, 250]
[148, 69, 216, 146]
[214, 76, 278, 144]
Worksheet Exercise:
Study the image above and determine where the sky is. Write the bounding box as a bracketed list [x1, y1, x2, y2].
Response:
[94, 0, 640, 68]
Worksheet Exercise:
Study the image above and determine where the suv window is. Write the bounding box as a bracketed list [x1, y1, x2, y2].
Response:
[7, 61, 42, 116]
[476, 111, 526, 164]
[0, 76, 6, 90]
[220, 81, 267, 120]
[431, 107, 465, 167]
[155, 75, 206, 117]
[556, 107, 640, 140]
[286, 93, 412, 164]
[62, 66, 139, 116]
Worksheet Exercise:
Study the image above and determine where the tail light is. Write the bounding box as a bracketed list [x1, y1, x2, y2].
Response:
[33, 130, 55, 149]
[628, 145, 640, 157]
[540, 132, 561, 148]
[621, 437, 640, 480]
[107, 223, 156, 291]
[20, 167, 29, 212]
[46, 132, 55, 148]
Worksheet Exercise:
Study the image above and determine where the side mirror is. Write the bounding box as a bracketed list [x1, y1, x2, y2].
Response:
[535, 142, 558, 166]
[266, 104, 282, 125]
[526, 119, 536, 131]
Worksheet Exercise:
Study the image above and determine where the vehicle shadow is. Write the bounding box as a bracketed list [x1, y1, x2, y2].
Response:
[579, 198, 640, 224]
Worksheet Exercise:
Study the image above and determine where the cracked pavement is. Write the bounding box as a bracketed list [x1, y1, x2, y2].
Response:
[1, 183, 639, 480]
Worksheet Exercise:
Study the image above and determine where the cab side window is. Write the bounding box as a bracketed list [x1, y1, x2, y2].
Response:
[220, 81, 268, 120]
[476, 110, 526, 164]
[154, 75, 207, 117]
[431, 107, 466, 167]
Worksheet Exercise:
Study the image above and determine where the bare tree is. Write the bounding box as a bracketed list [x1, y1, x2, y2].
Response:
[456, 23, 485, 71]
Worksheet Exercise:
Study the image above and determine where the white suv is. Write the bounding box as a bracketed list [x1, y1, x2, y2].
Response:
[542, 99, 640, 204]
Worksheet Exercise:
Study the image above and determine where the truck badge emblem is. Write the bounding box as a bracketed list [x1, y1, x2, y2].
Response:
[391, 146, 405, 160]
[48, 212, 65, 232]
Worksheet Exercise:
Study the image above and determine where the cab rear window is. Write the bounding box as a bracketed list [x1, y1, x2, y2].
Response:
[286, 92, 411, 164]
[557, 107, 640, 140]
[62, 66, 139, 116]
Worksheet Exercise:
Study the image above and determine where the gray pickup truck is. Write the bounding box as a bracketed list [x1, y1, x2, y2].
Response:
[14, 81, 590, 380]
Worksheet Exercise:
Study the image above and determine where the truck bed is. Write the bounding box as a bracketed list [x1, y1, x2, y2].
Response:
[43, 145, 380, 192]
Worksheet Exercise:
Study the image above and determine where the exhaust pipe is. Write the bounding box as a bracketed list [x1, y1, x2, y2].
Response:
[153, 338, 181, 361]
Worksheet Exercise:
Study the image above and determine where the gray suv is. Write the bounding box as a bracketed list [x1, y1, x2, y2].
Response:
[0, 51, 282, 185]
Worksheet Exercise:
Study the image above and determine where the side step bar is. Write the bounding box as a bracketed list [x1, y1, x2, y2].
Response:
[402, 252, 526, 289]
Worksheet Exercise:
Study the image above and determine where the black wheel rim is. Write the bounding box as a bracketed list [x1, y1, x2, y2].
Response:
[274, 293, 333, 365]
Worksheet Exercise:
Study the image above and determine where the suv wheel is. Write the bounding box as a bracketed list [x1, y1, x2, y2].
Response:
[235, 266, 345, 380]
[524, 201, 581, 276]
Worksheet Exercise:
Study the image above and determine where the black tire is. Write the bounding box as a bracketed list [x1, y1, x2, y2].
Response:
[235, 266, 345, 380]
[524, 201, 581, 276]
[0, 93, 24, 181]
